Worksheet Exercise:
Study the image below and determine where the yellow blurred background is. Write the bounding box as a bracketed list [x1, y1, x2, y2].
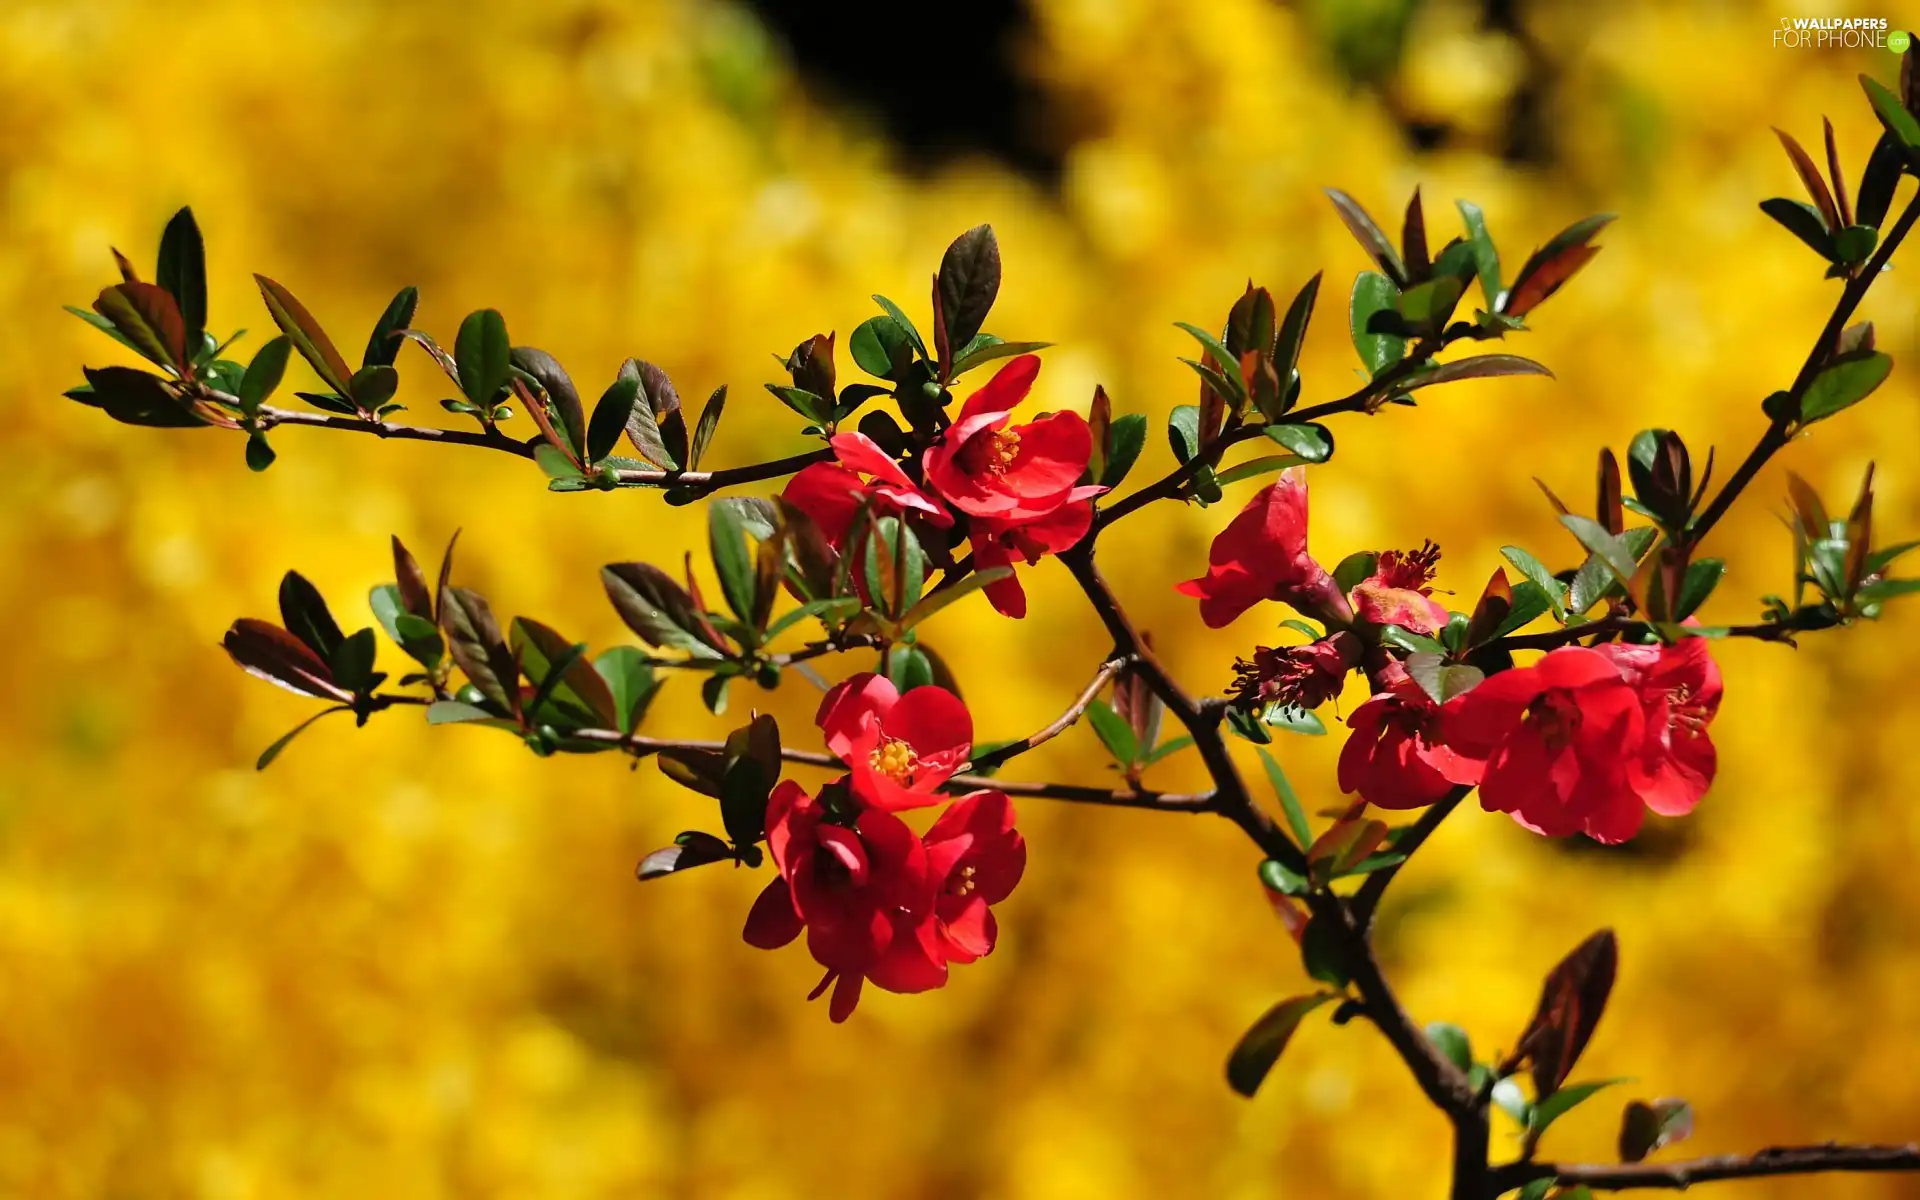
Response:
[2, 0, 1918, 1196]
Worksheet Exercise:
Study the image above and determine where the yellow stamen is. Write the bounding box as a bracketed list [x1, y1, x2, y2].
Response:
[984, 428, 1021, 475]
[949, 864, 977, 896]
[869, 737, 919, 783]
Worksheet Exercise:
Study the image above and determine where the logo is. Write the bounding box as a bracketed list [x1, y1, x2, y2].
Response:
[1773, 16, 1894, 48]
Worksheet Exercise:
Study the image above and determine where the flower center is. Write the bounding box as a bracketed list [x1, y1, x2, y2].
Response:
[869, 737, 919, 783]
[948, 864, 978, 897]
[1667, 682, 1708, 736]
[983, 428, 1021, 475]
[1526, 691, 1583, 750]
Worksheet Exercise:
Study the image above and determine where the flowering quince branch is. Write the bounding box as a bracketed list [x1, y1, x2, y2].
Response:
[62, 52, 1920, 1196]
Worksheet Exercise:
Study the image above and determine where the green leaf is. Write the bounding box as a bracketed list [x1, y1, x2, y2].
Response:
[1215, 455, 1310, 486]
[1226, 993, 1338, 1098]
[1263, 705, 1327, 735]
[1560, 515, 1638, 587]
[534, 443, 582, 480]
[515, 347, 588, 459]
[1084, 698, 1138, 765]
[1492, 1077, 1531, 1125]
[255, 275, 354, 397]
[156, 206, 207, 352]
[765, 597, 861, 641]
[1674, 558, 1725, 621]
[1862, 74, 1920, 150]
[884, 644, 934, 693]
[593, 646, 662, 735]
[1258, 857, 1310, 896]
[1264, 423, 1333, 463]
[348, 364, 398, 410]
[455, 309, 511, 408]
[1456, 200, 1503, 309]
[244, 433, 276, 472]
[1101, 413, 1148, 488]
[1168, 404, 1203, 464]
[1349, 271, 1405, 378]
[256, 705, 353, 768]
[1833, 223, 1879, 265]
[238, 335, 292, 413]
[702, 672, 732, 715]
[1855, 576, 1920, 604]
[1799, 351, 1893, 425]
[71, 366, 202, 427]
[1500, 545, 1569, 619]
[65, 304, 149, 358]
[950, 338, 1051, 378]
[1269, 273, 1321, 411]
[328, 627, 378, 693]
[278, 571, 344, 659]
[1300, 912, 1351, 987]
[1396, 275, 1464, 332]
[427, 700, 499, 725]
[513, 617, 617, 728]
[1619, 1098, 1694, 1164]
[1490, 581, 1553, 639]
[708, 502, 758, 626]
[362, 285, 419, 369]
[1378, 625, 1446, 656]
[900, 566, 1011, 630]
[871, 294, 928, 361]
[1426, 1022, 1473, 1072]
[588, 374, 641, 465]
[1141, 735, 1195, 765]
[1174, 321, 1246, 397]
[1405, 653, 1484, 705]
[689, 385, 727, 469]
[1759, 197, 1836, 260]
[850, 314, 913, 379]
[1257, 747, 1312, 848]
[1530, 1078, 1631, 1139]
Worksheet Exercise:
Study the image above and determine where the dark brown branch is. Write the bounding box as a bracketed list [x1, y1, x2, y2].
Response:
[1688, 190, 1920, 547]
[609, 447, 834, 495]
[1058, 541, 1301, 865]
[1352, 783, 1470, 928]
[1491, 1142, 1920, 1192]
[966, 656, 1131, 773]
[256, 406, 538, 457]
[1492, 617, 1797, 654]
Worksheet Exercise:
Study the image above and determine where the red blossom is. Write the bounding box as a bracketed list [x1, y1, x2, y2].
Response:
[923, 355, 1094, 522]
[1348, 541, 1450, 637]
[968, 488, 1102, 618]
[1444, 646, 1649, 843]
[1175, 468, 1353, 629]
[781, 431, 952, 551]
[1229, 630, 1363, 712]
[921, 790, 1026, 964]
[818, 673, 973, 811]
[742, 780, 947, 1022]
[1338, 667, 1482, 809]
[1596, 636, 1723, 819]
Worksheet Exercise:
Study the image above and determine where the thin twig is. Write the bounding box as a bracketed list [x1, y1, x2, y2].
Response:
[1352, 784, 1470, 928]
[966, 656, 1131, 773]
[1490, 1143, 1920, 1192]
[257, 406, 538, 457]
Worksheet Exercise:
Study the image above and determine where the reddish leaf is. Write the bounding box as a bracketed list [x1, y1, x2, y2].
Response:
[222, 619, 351, 701]
[1465, 566, 1514, 647]
[1774, 127, 1842, 234]
[1597, 448, 1624, 536]
[110, 246, 140, 283]
[392, 535, 433, 621]
[94, 282, 188, 372]
[1325, 188, 1408, 286]
[1515, 928, 1618, 1097]
[439, 585, 518, 715]
[1503, 244, 1599, 319]
[1823, 117, 1854, 229]
[1402, 187, 1430, 281]
[255, 275, 356, 398]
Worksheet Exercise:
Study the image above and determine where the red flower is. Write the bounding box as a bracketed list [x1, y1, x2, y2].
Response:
[782, 431, 952, 550]
[742, 780, 947, 1022]
[968, 488, 1102, 618]
[1338, 667, 1482, 809]
[1348, 541, 1450, 637]
[1596, 636, 1723, 818]
[818, 673, 973, 811]
[1229, 631, 1363, 712]
[1444, 646, 1648, 843]
[923, 355, 1094, 522]
[1175, 468, 1353, 629]
[921, 790, 1026, 964]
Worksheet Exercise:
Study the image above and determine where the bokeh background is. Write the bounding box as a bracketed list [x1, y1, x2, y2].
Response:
[1, 0, 1917, 1196]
